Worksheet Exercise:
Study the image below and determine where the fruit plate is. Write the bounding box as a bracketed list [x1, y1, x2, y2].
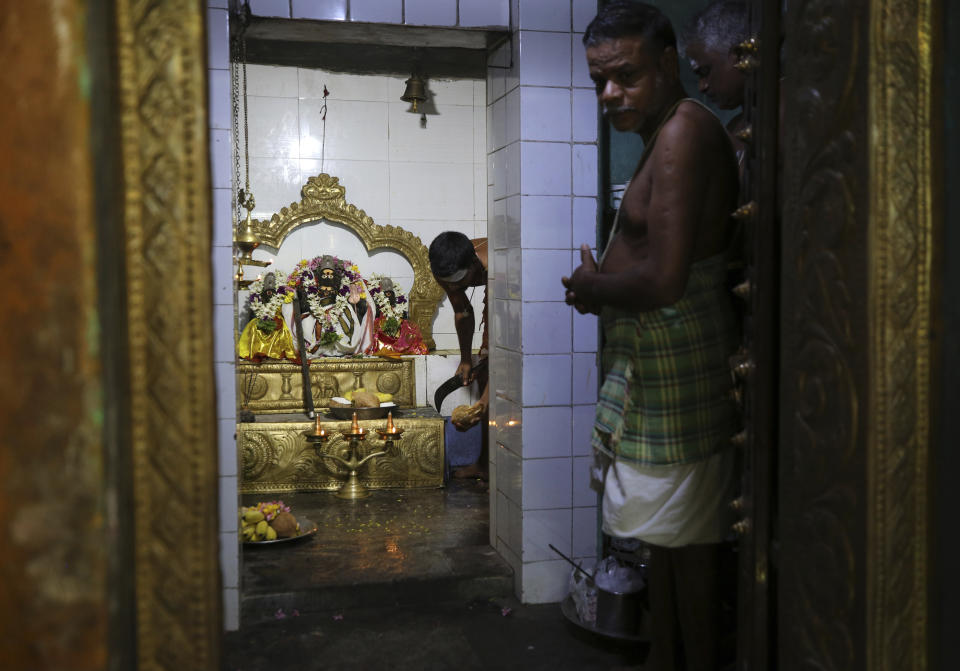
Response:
[243, 517, 318, 547]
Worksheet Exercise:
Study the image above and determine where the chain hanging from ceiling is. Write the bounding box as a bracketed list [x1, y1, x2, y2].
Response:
[232, 1, 261, 280]
[232, 2, 253, 224]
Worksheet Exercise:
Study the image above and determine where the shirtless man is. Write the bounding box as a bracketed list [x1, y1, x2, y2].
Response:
[562, 3, 740, 670]
[429, 231, 489, 479]
[683, 0, 749, 174]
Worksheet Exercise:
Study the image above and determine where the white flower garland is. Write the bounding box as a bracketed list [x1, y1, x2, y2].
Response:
[246, 272, 293, 322]
[291, 259, 366, 347]
[306, 289, 352, 345]
[366, 275, 408, 324]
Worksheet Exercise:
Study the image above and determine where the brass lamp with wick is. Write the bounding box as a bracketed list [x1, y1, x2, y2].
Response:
[235, 189, 259, 263]
[375, 411, 404, 457]
[234, 189, 260, 288]
[305, 412, 386, 500]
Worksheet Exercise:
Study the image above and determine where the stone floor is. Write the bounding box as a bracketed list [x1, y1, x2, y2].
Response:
[224, 479, 647, 670]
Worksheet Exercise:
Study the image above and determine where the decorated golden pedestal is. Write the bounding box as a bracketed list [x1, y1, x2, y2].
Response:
[238, 357, 416, 414]
[239, 407, 445, 493]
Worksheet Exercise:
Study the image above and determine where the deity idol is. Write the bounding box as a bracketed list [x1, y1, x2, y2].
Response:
[284, 255, 375, 358]
[365, 276, 428, 355]
[237, 272, 297, 362]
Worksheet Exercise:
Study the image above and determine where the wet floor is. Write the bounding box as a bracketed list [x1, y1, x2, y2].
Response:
[226, 479, 647, 670]
[239, 479, 512, 620]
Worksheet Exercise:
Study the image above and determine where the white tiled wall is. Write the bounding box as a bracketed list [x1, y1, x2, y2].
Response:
[488, 0, 600, 605]
[292, 0, 348, 21]
[239, 65, 487, 352]
[208, 0, 240, 632]
[247, 0, 511, 27]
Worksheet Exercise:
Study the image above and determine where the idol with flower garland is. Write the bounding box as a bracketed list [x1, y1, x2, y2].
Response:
[364, 276, 428, 355]
[237, 271, 298, 362]
[283, 255, 375, 358]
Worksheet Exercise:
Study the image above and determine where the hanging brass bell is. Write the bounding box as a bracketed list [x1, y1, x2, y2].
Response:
[401, 74, 427, 112]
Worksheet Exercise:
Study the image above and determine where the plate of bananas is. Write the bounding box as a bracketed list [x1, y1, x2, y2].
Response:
[326, 389, 397, 420]
[240, 501, 318, 546]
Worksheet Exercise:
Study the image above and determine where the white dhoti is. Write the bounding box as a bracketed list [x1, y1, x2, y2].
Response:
[601, 448, 736, 548]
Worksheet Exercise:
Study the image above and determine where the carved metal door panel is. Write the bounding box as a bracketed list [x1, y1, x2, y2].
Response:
[735, 0, 781, 669]
[752, 1, 936, 670]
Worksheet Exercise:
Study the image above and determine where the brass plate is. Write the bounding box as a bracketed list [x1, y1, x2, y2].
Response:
[326, 405, 399, 420]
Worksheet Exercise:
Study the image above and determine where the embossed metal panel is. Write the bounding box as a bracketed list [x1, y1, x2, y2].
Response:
[778, 1, 871, 668]
[240, 409, 446, 492]
[237, 357, 416, 413]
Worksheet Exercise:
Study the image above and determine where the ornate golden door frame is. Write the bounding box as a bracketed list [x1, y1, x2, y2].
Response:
[777, 1, 938, 669]
[1, 0, 221, 669]
[247, 173, 447, 350]
[114, 0, 222, 668]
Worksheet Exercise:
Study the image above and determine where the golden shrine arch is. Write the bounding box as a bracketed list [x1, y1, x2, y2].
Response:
[247, 172, 447, 351]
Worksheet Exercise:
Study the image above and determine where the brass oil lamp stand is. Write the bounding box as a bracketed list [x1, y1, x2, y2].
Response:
[375, 411, 404, 456]
[305, 412, 386, 500]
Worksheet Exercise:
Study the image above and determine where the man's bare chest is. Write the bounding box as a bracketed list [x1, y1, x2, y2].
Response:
[617, 170, 654, 239]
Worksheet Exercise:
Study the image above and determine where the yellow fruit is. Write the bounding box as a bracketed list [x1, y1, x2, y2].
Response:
[243, 510, 265, 524]
[265, 526, 278, 541]
[242, 526, 256, 541]
[375, 392, 393, 402]
[255, 520, 268, 537]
